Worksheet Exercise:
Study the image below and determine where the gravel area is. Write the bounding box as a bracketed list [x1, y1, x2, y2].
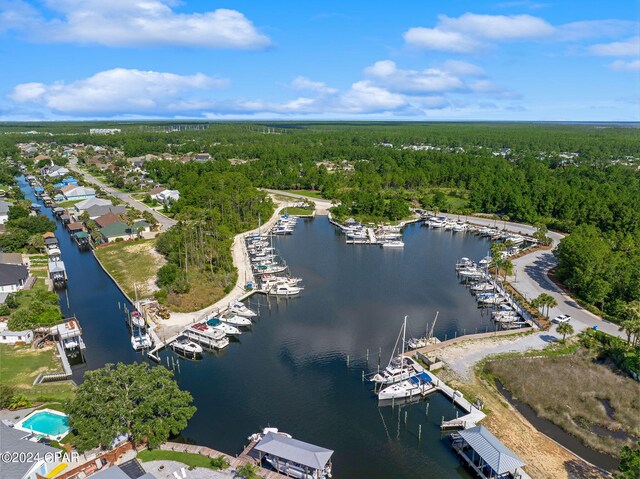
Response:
[142, 460, 237, 479]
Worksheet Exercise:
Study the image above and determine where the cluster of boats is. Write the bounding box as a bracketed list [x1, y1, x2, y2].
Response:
[337, 220, 405, 247]
[246, 233, 304, 296]
[456, 258, 529, 330]
[423, 214, 529, 246]
[270, 214, 298, 235]
[371, 317, 437, 401]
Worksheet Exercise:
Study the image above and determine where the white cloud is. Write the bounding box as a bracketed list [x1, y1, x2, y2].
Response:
[364, 60, 465, 94]
[290, 76, 337, 94]
[337, 81, 407, 113]
[589, 36, 640, 56]
[609, 59, 640, 72]
[558, 20, 638, 41]
[438, 13, 554, 40]
[8, 68, 227, 115]
[1, 0, 270, 49]
[403, 27, 478, 53]
[441, 60, 485, 76]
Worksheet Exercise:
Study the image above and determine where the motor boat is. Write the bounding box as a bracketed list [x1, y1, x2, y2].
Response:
[131, 331, 153, 350]
[171, 335, 203, 357]
[269, 284, 303, 296]
[130, 311, 145, 328]
[380, 240, 404, 248]
[229, 300, 257, 318]
[206, 317, 242, 336]
[378, 372, 435, 400]
[184, 325, 229, 350]
[219, 313, 252, 328]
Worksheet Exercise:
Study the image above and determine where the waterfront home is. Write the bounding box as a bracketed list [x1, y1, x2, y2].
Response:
[67, 221, 85, 234]
[41, 165, 70, 178]
[0, 252, 26, 266]
[0, 263, 29, 294]
[60, 185, 96, 201]
[100, 220, 150, 243]
[72, 197, 113, 214]
[95, 211, 121, 228]
[84, 204, 126, 220]
[0, 198, 10, 224]
[53, 177, 79, 189]
[0, 321, 33, 344]
[451, 425, 526, 479]
[0, 423, 64, 479]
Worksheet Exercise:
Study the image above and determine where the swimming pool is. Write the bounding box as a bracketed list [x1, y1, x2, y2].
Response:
[15, 409, 71, 440]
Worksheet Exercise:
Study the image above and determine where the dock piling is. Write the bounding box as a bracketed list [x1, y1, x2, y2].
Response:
[347, 354, 350, 367]
[418, 424, 422, 442]
[361, 370, 364, 383]
[404, 411, 407, 425]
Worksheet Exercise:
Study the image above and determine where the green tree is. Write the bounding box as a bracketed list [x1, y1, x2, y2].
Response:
[235, 463, 260, 479]
[556, 322, 574, 342]
[614, 441, 640, 479]
[532, 293, 557, 319]
[65, 363, 196, 451]
[7, 204, 30, 221]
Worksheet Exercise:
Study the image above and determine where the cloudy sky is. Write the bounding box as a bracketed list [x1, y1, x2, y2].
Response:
[1, 0, 638, 121]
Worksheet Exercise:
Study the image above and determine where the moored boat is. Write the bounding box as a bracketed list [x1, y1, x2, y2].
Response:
[171, 335, 203, 357]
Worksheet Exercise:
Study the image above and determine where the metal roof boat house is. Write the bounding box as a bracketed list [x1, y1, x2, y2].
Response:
[452, 425, 526, 479]
[254, 432, 333, 479]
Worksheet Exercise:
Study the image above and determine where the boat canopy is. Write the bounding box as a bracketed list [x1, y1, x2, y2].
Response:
[458, 425, 525, 475]
[409, 372, 432, 385]
[255, 432, 333, 470]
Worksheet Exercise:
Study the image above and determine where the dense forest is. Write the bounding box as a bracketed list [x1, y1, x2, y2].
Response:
[4, 121, 639, 317]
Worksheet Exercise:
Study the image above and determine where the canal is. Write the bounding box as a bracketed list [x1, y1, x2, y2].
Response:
[21, 175, 500, 478]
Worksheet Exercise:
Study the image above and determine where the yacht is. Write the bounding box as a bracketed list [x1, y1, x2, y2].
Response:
[129, 311, 145, 328]
[171, 335, 203, 358]
[184, 324, 229, 350]
[407, 312, 440, 350]
[451, 221, 467, 232]
[377, 371, 435, 400]
[455, 257, 474, 270]
[269, 284, 303, 296]
[229, 300, 257, 318]
[206, 317, 242, 336]
[371, 317, 424, 385]
[219, 313, 252, 328]
[131, 331, 153, 350]
[428, 216, 448, 228]
[380, 240, 404, 248]
[470, 282, 495, 292]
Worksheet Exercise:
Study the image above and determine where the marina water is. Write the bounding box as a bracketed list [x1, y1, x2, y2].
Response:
[22, 176, 502, 478]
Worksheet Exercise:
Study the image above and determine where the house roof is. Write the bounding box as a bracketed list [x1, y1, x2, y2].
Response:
[44, 237, 58, 245]
[63, 186, 95, 197]
[0, 199, 11, 214]
[149, 186, 166, 195]
[0, 423, 60, 479]
[86, 205, 126, 218]
[95, 212, 121, 228]
[67, 222, 84, 231]
[74, 197, 112, 211]
[0, 253, 24, 265]
[0, 264, 28, 287]
[42, 232, 55, 239]
[254, 432, 333, 470]
[100, 220, 148, 238]
[458, 425, 525, 474]
[74, 231, 89, 239]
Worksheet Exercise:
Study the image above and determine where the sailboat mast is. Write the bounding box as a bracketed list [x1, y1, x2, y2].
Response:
[402, 316, 407, 356]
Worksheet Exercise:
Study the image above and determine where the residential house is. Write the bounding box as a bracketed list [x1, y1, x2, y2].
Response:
[150, 187, 180, 204]
[194, 153, 212, 162]
[34, 154, 50, 163]
[60, 185, 96, 201]
[0, 321, 34, 344]
[84, 204, 126, 220]
[100, 220, 150, 243]
[41, 165, 70, 178]
[73, 197, 113, 214]
[94, 211, 121, 228]
[148, 186, 166, 198]
[0, 263, 29, 293]
[0, 253, 25, 266]
[0, 199, 10, 224]
[0, 423, 65, 479]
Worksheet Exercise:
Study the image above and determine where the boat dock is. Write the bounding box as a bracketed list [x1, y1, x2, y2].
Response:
[429, 371, 486, 430]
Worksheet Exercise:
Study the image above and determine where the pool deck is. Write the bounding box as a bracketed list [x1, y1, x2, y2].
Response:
[13, 408, 72, 441]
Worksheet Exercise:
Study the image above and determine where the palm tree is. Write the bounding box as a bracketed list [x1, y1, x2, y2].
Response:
[557, 322, 574, 342]
[533, 293, 557, 319]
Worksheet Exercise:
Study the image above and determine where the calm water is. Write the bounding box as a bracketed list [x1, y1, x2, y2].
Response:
[21, 176, 501, 478]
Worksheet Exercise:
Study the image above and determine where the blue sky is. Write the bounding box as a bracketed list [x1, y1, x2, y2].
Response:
[0, 0, 638, 121]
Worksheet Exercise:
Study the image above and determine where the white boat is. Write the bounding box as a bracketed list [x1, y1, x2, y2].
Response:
[407, 312, 440, 350]
[219, 313, 252, 328]
[378, 371, 435, 400]
[206, 317, 242, 336]
[62, 337, 79, 350]
[229, 300, 257, 318]
[451, 221, 467, 232]
[248, 427, 292, 443]
[455, 257, 474, 270]
[381, 240, 404, 248]
[171, 335, 203, 357]
[255, 264, 288, 275]
[371, 317, 424, 385]
[131, 331, 153, 350]
[428, 216, 448, 228]
[478, 294, 506, 305]
[458, 268, 484, 279]
[269, 284, 303, 296]
[470, 282, 495, 292]
[129, 311, 145, 328]
[184, 327, 229, 350]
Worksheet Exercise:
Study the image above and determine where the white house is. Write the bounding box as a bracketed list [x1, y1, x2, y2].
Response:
[60, 185, 96, 201]
[72, 197, 113, 213]
[42, 165, 70, 178]
[0, 199, 10, 224]
[0, 322, 33, 344]
[0, 263, 29, 294]
[150, 188, 180, 204]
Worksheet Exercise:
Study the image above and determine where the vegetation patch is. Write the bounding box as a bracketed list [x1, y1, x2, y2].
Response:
[94, 239, 165, 299]
[484, 348, 640, 456]
[283, 189, 324, 199]
[137, 450, 229, 470]
[282, 206, 314, 216]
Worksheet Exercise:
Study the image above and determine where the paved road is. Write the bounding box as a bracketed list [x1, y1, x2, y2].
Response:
[437, 212, 623, 339]
[260, 188, 334, 215]
[68, 158, 177, 230]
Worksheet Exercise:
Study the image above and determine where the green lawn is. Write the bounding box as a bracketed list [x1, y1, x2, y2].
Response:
[282, 206, 314, 216]
[0, 345, 76, 403]
[283, 189, 324, 199]
[94, 239, 163, 299]
[137, 450, 229, 470]
[57, 199, 82, 208]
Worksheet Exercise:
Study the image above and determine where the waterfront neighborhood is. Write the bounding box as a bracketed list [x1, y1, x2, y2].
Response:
[1, 1, 640, 479]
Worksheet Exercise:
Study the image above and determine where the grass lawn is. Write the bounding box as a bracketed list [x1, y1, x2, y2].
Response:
[165, 269, 232, 312]
[484, 347, 640, 456]
[57, 199, 82, 208]
[137, 450, 229, 470]
[283, 189, 324, 199]
[282, 206, 314, 216]
[0, 345, 76, 403]
[94, 239, 165, 300]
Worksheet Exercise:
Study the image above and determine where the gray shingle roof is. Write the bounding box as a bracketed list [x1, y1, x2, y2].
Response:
[255, 432, 333, 470]
[0, 263, 28, 287]
[0, 423, 60, 479]
[458, 425, 525, 474]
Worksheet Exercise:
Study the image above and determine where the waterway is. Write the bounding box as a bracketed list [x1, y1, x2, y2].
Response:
[21, 175, 503, 478]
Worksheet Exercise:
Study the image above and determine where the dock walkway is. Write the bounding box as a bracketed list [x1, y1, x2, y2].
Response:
[428, 371, 486, 429]
[160, 441, 288, 479]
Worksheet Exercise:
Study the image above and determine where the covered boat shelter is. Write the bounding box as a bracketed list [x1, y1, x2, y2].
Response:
[254, 432, 333, 478]
[453, 425, 526, 479]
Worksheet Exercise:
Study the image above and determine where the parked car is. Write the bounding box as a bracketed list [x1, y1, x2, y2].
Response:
[552, 314, 571, 324]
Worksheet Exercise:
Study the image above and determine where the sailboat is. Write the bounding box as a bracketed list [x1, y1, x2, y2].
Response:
[407, 312, 441, 350]
[371, 316, 424, 386]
